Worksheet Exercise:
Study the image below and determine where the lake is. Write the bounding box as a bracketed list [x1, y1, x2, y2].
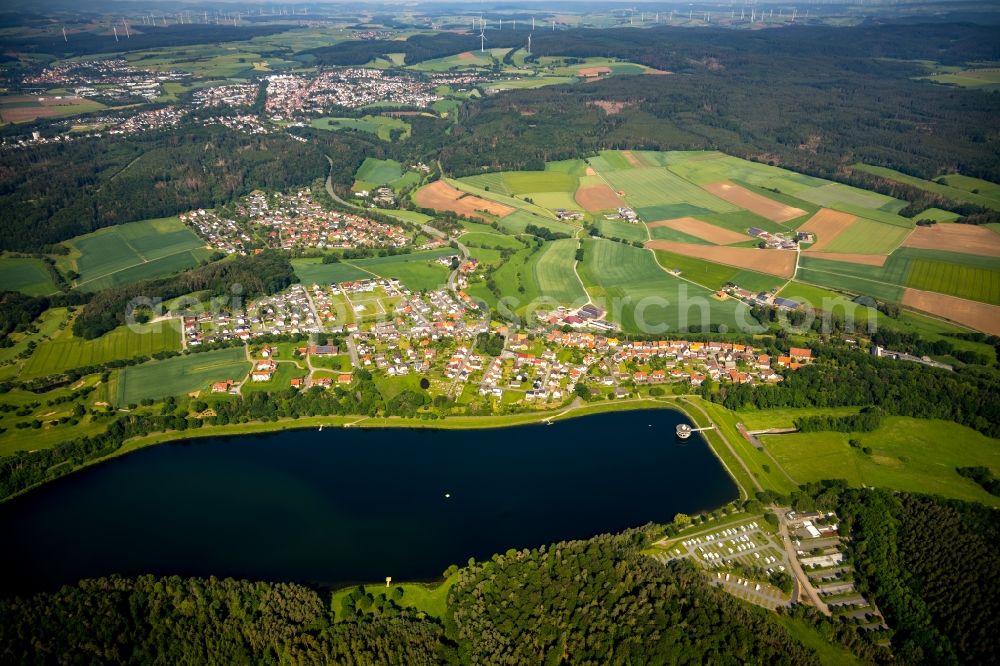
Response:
[0, 409, 738, 595]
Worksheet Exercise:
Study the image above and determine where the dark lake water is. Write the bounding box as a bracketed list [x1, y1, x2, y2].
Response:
[0, 409, 738, 596]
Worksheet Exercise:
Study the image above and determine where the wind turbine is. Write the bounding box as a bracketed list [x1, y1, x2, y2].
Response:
[113, 25, 119, 42]
[62, 26, 68, 42]
[479, 24, 486, 53]
[122, 18, 130, 38]
[527, 33, 531, 55]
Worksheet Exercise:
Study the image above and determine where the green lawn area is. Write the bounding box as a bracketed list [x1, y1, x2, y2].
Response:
[351, 249, 454, 291]
[329, 574, 456, 622]
[292, 259, 372, 285]
[116, 347, 250, 405]
[22, 319, 182, 379]
[0, 375, 110, 456]
[777, 282, 878, 324]
[373, 208, 433, 225]
[356, 157, 405, 184]
[0, 256, 58, 296]
[774, 615, 865, 666]
[761, 416, 1000, 505]
[63, 216, 208, 292]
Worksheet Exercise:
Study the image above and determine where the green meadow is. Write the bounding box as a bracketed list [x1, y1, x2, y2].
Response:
[62, 216, 209, 292]
[760, 416, 1000, 506]
[0, 256, 58, 296]
[533, 239, 587, 305]
[23, 319, 182, 379]
[116, 347, 251, 405]
[312, 115, 411, 142]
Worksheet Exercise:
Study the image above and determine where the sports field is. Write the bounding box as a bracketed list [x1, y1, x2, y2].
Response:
[23, 319, 182, 379]
[578, 240, 745, 333]
[65, 216, 208, 292]
[903, 224, 1000, 257]
[532, 239, 588, 305]
[116, 347, 250, 405]
[312, 116, 411, 142]
[0, 256, 58, 296]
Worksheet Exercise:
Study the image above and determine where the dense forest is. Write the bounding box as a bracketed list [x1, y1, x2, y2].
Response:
[706, 345, 1000, 437]
[0, 530, 826, 665]
[5, 23, 289, 58]
[0, 126, 374, 252]
[316, 24, 1000, 183]
[835, 488, 1000, 665]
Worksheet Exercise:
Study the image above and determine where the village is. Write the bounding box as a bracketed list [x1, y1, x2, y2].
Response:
[264, 69, 441, 117]
[21, 58, 190, 103]
[173, 259, 814, 407]
[181, 188, 411, 253]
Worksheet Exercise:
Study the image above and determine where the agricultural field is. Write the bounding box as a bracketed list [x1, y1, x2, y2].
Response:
[903, 224, 1000, 257]
[116, 347, 251, 405]
[654, 250, 785, 294]
[61, 216, 209, 292]
[775, 282, 877, 324]
[459, 231, 525, 250]
[291, 259, 372, 285]
[938, 174, 1000, 205]
[0, 256, 58, 296]
[818, 218, 910, 255]
[532, 239, 587, 306]
[919, 66, 1000, 91]
[599, 167, 739, 212]
[352, 157, 422, 192]
[644, 241, 796, 279]
[596, 218, 649, 243]
[646, 218, 749, 245]
[901, 289, 1000, 336]
[853, 164, 1000, 211]
[578, 240, 745, 334]
[312, 115, 411, 142]
[22, 319, 182, 379]
[351, 249, 454, 291]
[702, 182, 806, 223]
[495, 210, 576, 236]
[414, 180, 515, 220]
[125, 44, 296, 77]
[905, 258, 1000, 305]
[0, 94, 105, 124]
[760, 416, 1000, 506]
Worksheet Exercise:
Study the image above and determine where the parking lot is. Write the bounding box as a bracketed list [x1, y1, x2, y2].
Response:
[652, 517, 793, 609]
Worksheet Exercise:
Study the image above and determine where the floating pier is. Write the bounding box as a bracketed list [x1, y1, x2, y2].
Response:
[676, 423, 715, 439]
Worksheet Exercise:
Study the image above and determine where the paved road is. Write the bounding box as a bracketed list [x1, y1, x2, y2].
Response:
[777, 510, 831, 616]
